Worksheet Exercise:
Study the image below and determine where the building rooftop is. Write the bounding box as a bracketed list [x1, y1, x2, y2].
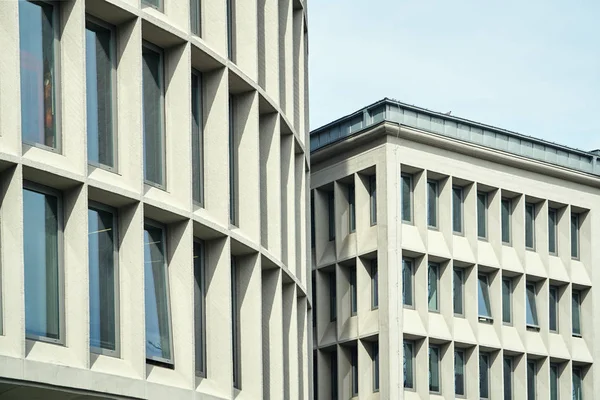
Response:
[310, 98, 600, 176]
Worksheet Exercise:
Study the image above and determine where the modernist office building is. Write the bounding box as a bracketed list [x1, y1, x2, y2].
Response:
[310, 98, 599, 400]
[0, 0, 310, 398]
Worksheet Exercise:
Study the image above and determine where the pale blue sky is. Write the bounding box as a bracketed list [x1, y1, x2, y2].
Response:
[308, 1, 600, 151]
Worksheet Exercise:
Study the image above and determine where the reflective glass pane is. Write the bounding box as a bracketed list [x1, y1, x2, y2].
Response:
[454, 351, 465, 395]
[501, 199, 511, 243]
[142, 46, 164, 186]
[349, 185, 355, 232]
[373, 342, 379, 391]
[190, 0, 200, 35]
[571, 214, 579, 258]
[477, 192, 487, 238]
[403, 259, 413, 306]
[549, 286, 558, 331]
[401, 175, 412, 222]
[502, 278, 512, 323]
[191, 72, 203, 204]
[428, 264, 439, 311]
[453, 187, 463, 233]
[526, 284, 539, 326]
[548, 209, 557, 253]
[404, 341, 414, 388]
[504, 357, 512, 400]
[527, 361, 536, 400]
[550, 364, 558, 400]
[427, 181, 437, 227]
[194, 241, 205, 375]
[429, 346, 440, 392]
[371, 261, 378, 309]
[369, 176, 377, 225]
[525, 203, 535, 248]
[480, 354, 489, 398]
[453, 269, 463, 315]
[572, 292, 581, 335]
[478, 275, 492, 318]
[572, 368, 582, 400]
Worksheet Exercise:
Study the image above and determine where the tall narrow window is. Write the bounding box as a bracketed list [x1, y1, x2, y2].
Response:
[331, 351, 338, 399]
[351, 346, 358, 396]
[572, 367, 583, 400]
[19, 0, 59, 149]
[144, 221, 172, 363]
[369, 175, 377, 225]
[503, 357, 513, 400]
[548, 208, 558, 254]
[402, 258, 414, 307]
[571, 213, 580, 259]
[401, 174, 413, 223]
[194, 240, 206, 376]
[428, 263, 439, 312]
[478, 274, 492, 320]
[549, 285, 558, 332]
[477, 191, 488, 239]
[372, 341, 379, 392]
[501, 198, 511, 244]
[429, 345, 441, 393]
[24, 184, 62, 342]
[427, 180, 438, 228]
[527, 361, 536, 400]
[88, 205, 118, 355]
[549, 363, 559, 400]
[86, 20, 116, 169]
[229, 96, 237, 225]
[328, 192, 335, 241]
[453, 268, 464, 316]
[191, 70, 204, 205]
[526, 282, 539, 327]
[142, 43, 165, 188]
[312, 273, 316, 328]
[348, 184, 355, 233]
[480, 353, 490, 399]
[350, 267, 357, 316]
[231, 258, 241, 388]
[572, 290, 581, 336]
[454, 349, 465, 396]
[329, 271, 336, 321]
[190, 0, 201, 35]
[403, 340, 414, 389]
[371, 260, 378, 309]
[452, 186, 463, 234]
[226, 0, 235, 61]
[525, 203, 535, 249]
[142, 0, 162, 11]
[310, 193, 315, 248]
[502, 278, 512, 324]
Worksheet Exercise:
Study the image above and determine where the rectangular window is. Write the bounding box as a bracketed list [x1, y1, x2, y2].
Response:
[549, 285, 558, 332]
[503, 357, 513, 400]
[371, 260, 378, 309]
[88, 204, 118, 355]
[502, 278, 512, 324]
[403, 340, 414, 389]
[452, 186, 463, 234]
[229, 95, 237, 225]
[144, 221, 172, 364]
[19, 0, 59, 150]
[350, 267, 357, 316]
[142, 43, 166, 188]
[501, 198, 512, 244]
[328, 192, 335, 241]
[526, 282, 539, 327]
[329, 271, 336, 321]
[231, 258, 241, 388]
[402, 258, 414, 307]
[428, 263, 439, 312]
[86, 19, 116, 169]
[429, 345, 441, 393]
[480, 353, 490, 399]
[191, 70, 204, 205]
[190, 0, 201, 35]
[477, 191, 488, 239]
[527, 361, 536, 400]
[312, 274, 316, 328]
[454, 349, 465, 396]
[331, 351, 338, 399]
[571, 213, 580, 259]
[351, 346, 358, 396]
[427, 180, 438, 228]
[550, 363, 559, 400]
[478, 274, 492, 320]
[194, 240, 206, 376]
[453, 268, 464, 316]
[373, 342, 379, 392]
[369, 175, 377, 225]
[310, 193, 315, 248]
[226, 0, 235, 60]
[142, 0, 162, 11]
[572, 367, 583, 400]
[572, 291, 581, 336]
[23, 184, 62, 342]
[401, 174, 413, 223]
[348, 184, 356, 233]
[548, 208, 558, 254]
[525, 203, 535, 249]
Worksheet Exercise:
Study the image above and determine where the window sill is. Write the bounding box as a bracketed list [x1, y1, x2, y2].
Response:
[572, 333, 583, 338]
[526, 325, 540, 332]
[478, 316, 493, 324]
[146, 357, 175, 369]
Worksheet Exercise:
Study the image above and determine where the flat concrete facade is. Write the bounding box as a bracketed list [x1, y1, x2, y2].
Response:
[311, 101, 599, 399]
[0, 0, 310, 399]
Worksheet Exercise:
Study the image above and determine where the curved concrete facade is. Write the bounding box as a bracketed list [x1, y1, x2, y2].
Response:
[311, 105, 598, 399]
[0, 0, 310, 399]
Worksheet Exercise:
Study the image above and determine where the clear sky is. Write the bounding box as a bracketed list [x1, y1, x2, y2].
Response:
[308, 1, 600, 151]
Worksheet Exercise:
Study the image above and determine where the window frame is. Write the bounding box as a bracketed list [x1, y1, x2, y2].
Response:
[480, 352, 490, 399]
[549, 285, 559, 333]
[572, 367, 583, 400]
[503, 357, 513, 400]
[549, 363, 559, 400]
[369, 175, 377, 225]
[427, 179, 438, 229]
[478, 273, 493, 322]
[525, 282, 539, 329]
[402, 258, 414, 308]
[193, 239, 207, 377]
[428, 262, 440, 312]
[20, 0, 62, 153]
[502, 277, 513, 325]
[190, 0, 201, 36]
[454, 349, 466, 397]
[143, 219, 174, 366]
[501, 197, 512, 245]
[401, 173, 413, 224]
[142, 41, 167, 190]
[571, 213, 580, 260]
[371, 259, 378, 310]
[191, 69, 204, 206]
[572, 290, 582, 337]
[88, 201, 120, 357]
[525, 202, 536, 250]
[477, 191, 488, 239]
[23, 181, 65, 345]
[85, 16, 118, 172]
[548, 208, 558, 255]
[527, 360, 536, 400]
[452, 186, 464, 235]
[429, 344, 441, 393]
[403, 340, 415, 390]
[453, 267, 464, 317]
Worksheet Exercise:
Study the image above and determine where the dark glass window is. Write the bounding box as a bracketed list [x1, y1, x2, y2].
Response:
[548, 208, 557, 254]
[348, 184, 355, 232]
[502, 278, 512, 324]
[454, 350, 465, 396]
[403, 341, 414, 389]
[503, 357, 513, 400]
[572, 291, 581, 336]
[571, 213, 580, 259]
[525, 203, 535, 249]
[192, 71, 204, 205]
[527, 361, 536, 400]
[401, 174, 412, 223]
[427, 180, 438, 228]
[350, 267, 357, 315]
[453, 268, 464, 315]
[526, 283, 539, 327]
[429, 345, 441, 392]
[480, 353, 490, 398]
[452, 186, 463, 233]
[428, 263, 439, 312]
[501, 198, 511, 243]
[477, 192, 487, 238]
[194, 240, 206, 376]
[549, 285, 558, 332]
[190, 0, 201, 35]
[371, 260, 378, 309]
[403, 258, 413, 307]
[142, 44, 165, 187]
[478, 274, 492, 319]
[369, 175, 377, 225]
